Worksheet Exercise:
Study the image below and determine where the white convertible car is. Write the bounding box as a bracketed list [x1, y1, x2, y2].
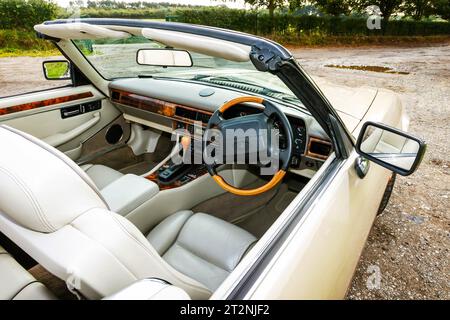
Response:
[0, 19, 425, 300]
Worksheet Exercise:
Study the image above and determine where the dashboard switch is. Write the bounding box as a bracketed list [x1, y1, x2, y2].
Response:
[305, 160, 315, 168]
[291, 155, 300, 167]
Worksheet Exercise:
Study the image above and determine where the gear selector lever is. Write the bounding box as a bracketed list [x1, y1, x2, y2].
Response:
[158, 135, 192, 184]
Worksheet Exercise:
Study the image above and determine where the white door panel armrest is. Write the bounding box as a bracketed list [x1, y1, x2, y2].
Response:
[43, 112, 100, 147]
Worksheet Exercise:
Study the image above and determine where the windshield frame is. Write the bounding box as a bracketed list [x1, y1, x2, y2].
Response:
[69, 34, 257, 81]
[70, 37, 304, 108]
[44, 18, 353, 147]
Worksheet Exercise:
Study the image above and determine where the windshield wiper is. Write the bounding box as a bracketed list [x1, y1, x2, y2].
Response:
[197, 75, 280, 94]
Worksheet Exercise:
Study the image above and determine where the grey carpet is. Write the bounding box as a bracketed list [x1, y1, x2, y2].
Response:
[235, 185, 298, 238]
[193, 180, 303, 238]
[192, 179, 280, 223]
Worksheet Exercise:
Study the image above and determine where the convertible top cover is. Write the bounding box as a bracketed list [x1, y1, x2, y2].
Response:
[34, 22, 131, 40]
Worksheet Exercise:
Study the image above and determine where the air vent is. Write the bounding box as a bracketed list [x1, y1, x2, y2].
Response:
[308, 137, 332, 160]
[310, 141, 332, 156]
[196, 112, 210, 124]
[111, 90, 120, 101]
[175, 107, 197, 120]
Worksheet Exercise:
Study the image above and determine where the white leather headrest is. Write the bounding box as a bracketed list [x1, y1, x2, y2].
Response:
[0, 125, 108, 233]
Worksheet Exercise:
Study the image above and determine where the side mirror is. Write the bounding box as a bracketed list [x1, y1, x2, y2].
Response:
[43, 60, 71, 80]
[136, 48, 193, 67]
[356, 121, 426, 176]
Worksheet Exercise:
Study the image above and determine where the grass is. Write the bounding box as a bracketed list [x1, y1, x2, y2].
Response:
[0, 29, 59, 57]
[267, 32, 450, 47]
[0, 48, 59, 57]
[44, 61, 69, 78]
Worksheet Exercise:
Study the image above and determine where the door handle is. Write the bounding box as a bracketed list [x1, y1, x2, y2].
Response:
[43, 112, 101, 147]
[355, 156, 370, 179]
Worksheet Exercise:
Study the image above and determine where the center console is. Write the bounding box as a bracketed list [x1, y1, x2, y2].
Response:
[146, 162, 208, 190]
[145, 119, 209, 190]
[101, 173, 159, 215]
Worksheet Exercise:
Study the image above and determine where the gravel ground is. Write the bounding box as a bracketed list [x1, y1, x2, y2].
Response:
[0, 55, 71, 97]
[0, 44, 449, 299]
[289, 44, 450, 300]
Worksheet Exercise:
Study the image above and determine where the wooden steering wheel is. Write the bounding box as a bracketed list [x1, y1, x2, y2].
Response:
[204, 96, 293, 196]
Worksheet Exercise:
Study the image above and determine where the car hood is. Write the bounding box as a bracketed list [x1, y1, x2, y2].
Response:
[313, 78, 378, 132]
[156, 68, 377, 132]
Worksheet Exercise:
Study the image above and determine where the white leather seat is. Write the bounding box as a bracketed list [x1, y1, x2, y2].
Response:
[0, 246, 56, 300]
[0, 125, 256, 299]
[147, 210, 256, 292]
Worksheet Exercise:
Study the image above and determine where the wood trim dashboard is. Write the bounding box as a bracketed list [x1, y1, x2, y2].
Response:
[110, 89, 212, 127]
[110, 88, 332, 161]
[0, 92, 94, 116]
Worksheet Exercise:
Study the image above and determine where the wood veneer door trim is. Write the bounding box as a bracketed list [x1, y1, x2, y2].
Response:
[0, 92, 94, 116]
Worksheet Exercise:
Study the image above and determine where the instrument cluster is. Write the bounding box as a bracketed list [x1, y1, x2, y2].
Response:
[223, 104, 308, 166]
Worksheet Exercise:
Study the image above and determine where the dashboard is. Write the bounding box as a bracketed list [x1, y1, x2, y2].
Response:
[109, 78, 332, 173]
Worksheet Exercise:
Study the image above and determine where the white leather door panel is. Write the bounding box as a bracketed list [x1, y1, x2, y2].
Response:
[42, 111, 101, 147]
[0, 85, 121, 159]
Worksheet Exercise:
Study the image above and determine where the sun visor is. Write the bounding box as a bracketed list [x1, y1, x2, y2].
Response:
[34, 23, 131, 40]
[142, 28, 250, 62]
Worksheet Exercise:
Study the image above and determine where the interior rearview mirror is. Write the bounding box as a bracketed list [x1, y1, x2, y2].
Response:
[42, 60, 71, 80]
[136, 48, 193, 67]
[356, 121, 426, 176]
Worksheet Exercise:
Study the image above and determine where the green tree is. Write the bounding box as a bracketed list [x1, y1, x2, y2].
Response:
[313, 0, 353, 15]
[355, 0, 403, 20]
[289, 0, 356, 16]
[217, 0, 287, 30]
[69, 0, 84, 7]
[86, 1, 97, 8]
[0, 0, 59, 29]
[217, 0, 287, 20]
[402, 0, 433, 20]
[433, 0, 450, 20]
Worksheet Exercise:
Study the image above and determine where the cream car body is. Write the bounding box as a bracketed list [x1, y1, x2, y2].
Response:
[0, 19, 425, 300]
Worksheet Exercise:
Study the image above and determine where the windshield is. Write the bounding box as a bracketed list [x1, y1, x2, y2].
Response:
[73, 34, 303, 107]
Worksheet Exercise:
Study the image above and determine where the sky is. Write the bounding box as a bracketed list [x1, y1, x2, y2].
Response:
[54, 0, 247, 9]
